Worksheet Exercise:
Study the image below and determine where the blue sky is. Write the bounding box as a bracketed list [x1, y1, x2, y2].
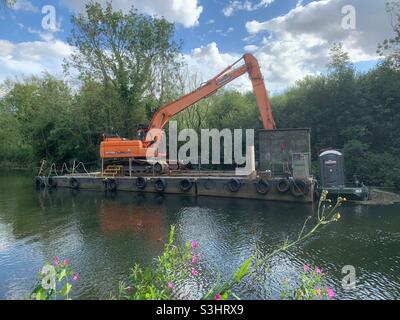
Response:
[0, 0, 394, 92]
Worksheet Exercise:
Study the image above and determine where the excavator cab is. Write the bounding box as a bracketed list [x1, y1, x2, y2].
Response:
[137, 124, 149, 141]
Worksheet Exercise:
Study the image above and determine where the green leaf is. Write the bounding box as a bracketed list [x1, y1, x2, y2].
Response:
[35, 289, 46, 300]
[234, 257, 253, 283]
[60, 282, 72, 298]
[221, 292, 229, 300]
[58, 268, 67, 282]
[168, 225, 175, 245]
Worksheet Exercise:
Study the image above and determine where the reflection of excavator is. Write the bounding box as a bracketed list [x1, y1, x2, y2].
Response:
[100, 202, 165, 250]
[100, 53, 276, 174]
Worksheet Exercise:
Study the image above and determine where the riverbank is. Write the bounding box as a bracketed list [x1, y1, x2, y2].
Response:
[362, 188, 400, 205]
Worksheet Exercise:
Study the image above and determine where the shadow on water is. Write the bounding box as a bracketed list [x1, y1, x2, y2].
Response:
[0, 171, 399, 299]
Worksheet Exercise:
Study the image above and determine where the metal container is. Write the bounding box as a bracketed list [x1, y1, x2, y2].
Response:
[292, 153, 310, 180]
[258, 128, 311, 178]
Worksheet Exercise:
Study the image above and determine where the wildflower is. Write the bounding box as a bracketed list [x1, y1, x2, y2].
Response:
[63, 258, 69, 266]
[72, 273, 79, 281]
[215, 293, 221, 300]
[191, 241, 198, 250]
[53, 256, 59, 266]
[191, 268, 199, 276]
[316, 288, 321, 296]
[167, 282, 174, 289]
[315, 267, 322, 274]
[303, 264, 310, 273]
[191, 255, 198, 264]
[326, 288, 335, 299]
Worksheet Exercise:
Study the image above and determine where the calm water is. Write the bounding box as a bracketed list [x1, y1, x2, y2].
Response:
[0, 171, 399, 300]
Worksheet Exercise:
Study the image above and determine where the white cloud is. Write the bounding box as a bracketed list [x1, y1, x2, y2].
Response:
[61, 0, 203, 28]
[237, 0, 395, 92]
[244, 45, 259, 52]
[246, 0, 393, 63]
[184, 42, 252, 93]
[223, 0, 274, 17]
[216, 27, 235, 37]
[0, 39, 73, 83]
[11, 0, 38, 12]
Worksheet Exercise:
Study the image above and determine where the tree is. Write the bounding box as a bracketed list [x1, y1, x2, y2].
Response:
[378, 1, 400, 70]
[328, 43, 353, 74]
[65, 2, 182, 138]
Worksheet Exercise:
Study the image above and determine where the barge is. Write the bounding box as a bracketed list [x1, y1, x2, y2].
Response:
[34, 172, 316, 204]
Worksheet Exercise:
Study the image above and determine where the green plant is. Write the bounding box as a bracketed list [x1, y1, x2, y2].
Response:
[118, 225, 195, 300]
[281, 265, 335, 300]
[30, 256, 79, 300]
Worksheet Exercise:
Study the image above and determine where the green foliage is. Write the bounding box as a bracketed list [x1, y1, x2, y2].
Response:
[30, 256, 78, 300]
[65, 2, 182, 138]
[281, 266, 335, 300]
[272, 47, 400, 188]
[117, 225, 195, 300]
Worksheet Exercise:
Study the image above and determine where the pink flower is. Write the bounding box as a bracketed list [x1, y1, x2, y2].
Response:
[316, 288, 321, 296]
[53, 256, 59, 266]
[167, 282, 174, 289]
[215, 293, 221, 300]
[191, 268, 199, 276]
[315, 267, 322, 274]
[303, 264, 310, 273]
[72, 273, 79, 281]
[326, 288, 335, 299]
[63, 258, 69, 266]
[191, 255, 198, 264]
[191, 241, 198, 250]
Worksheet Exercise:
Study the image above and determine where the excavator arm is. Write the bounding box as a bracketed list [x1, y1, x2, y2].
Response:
[147, 53, 276, 140]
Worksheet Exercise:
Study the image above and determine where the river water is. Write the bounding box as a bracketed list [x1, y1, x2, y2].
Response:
[0, 171, 399, 300]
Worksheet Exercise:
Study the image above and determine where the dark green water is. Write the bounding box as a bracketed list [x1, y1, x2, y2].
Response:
[0, 172, 399, 300]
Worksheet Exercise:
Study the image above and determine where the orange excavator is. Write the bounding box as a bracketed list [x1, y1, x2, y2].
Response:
[100, 53, 276, 174]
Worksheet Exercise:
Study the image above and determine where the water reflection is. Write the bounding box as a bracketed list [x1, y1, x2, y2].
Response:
[0, 172, 399, 300]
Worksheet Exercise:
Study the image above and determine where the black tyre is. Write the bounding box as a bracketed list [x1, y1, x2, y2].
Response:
[290, 180, 309, 198]
[70, 178, 80, 190]
[276, 179, 290, 193]
[109, 179, 117, 191]
[136, 177, 147, 190]
[256, 179, 271, 195]
[154, 178, 167, 192]
[34, 176, 45, 189]
[179, 179, 193, 192]
[227, 179, 242, 193]
[154, 163, 163, 174]
[47, 177, 57, 189]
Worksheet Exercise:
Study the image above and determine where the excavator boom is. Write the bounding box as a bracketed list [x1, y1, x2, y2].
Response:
[148, 53, 275, 133]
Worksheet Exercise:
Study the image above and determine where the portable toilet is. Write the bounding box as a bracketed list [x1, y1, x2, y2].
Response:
[319, 150, 345, 188]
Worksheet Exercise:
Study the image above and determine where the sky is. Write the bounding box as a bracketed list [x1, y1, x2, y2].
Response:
[0, 0, 395, 94]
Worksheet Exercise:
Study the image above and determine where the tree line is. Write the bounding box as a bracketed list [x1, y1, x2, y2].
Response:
[0, 2, 399, 188]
